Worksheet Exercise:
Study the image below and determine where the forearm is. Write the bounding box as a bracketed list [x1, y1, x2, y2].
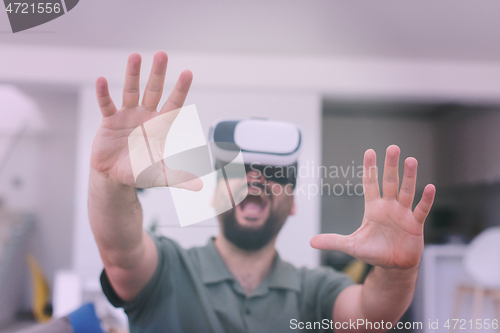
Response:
[88, 166, 145, 269]
[334, 265, 419, 332]
[360, 265, 419, 325]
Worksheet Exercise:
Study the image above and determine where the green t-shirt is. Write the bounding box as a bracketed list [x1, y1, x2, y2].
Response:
[101, 235, 354, 333]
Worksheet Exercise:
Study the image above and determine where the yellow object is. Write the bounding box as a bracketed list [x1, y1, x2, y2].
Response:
[26, 254, 51, 322]
[343, 259, 367, 284]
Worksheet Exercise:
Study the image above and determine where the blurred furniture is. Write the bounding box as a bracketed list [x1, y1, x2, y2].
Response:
[342, 259, 369, 284]
[52, 270, 128, 332]
[452, 227, 500, 333]
[26, 254, 51, 322]
[414, 240, 500, 333]
[0, 212, 35, 327]
[18, 303, 105, 333]
[414, 244, 468, 333]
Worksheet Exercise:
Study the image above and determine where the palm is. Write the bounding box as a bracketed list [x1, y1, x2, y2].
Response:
[91, 107, 157, 186]
[311, 146, 436, 270]
[91, 52, 200, 190]
[350, 200, 424, 268]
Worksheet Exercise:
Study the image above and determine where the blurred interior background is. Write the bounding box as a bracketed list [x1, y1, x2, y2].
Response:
[1, 1, 500, 332]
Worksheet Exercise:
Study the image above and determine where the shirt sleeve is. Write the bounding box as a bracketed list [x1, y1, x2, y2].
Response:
[100, 234, 181, 316]
[302, 266, 355, 324]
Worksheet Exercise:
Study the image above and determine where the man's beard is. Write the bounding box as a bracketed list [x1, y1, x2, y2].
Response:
[220, 207, 285, 251]
[219, 182, 293, 251]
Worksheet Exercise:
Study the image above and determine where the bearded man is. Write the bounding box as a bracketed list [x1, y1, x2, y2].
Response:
[89, 51, 436, 332]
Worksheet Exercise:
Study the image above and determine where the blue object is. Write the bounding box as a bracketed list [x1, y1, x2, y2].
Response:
[67, 303, 105, 333]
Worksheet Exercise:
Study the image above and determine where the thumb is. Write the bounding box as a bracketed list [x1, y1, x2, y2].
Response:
[310, 233, 352, 255]
[167, 169, 204, 192]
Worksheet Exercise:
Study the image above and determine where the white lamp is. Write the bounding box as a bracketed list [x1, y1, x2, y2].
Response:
[0, 85, 46, 175]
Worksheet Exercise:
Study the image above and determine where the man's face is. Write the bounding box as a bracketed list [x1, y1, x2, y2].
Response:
[213, 169, 295, 251]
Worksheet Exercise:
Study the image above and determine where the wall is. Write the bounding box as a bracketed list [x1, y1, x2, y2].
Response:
[321, 108, 436, 238]
[0, 83, 78, 291]
[320, 104, 500, 259]
[431, 108, 500, 235]
[321, 105, 500, 243]
[435, 108, 500, 187]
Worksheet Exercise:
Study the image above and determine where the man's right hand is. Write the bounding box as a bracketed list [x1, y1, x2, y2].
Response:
[91, 51, 201, 190]
[88, 51, 196, 302]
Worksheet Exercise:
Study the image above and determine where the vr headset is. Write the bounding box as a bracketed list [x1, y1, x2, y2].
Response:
[209, 118, 301, 188]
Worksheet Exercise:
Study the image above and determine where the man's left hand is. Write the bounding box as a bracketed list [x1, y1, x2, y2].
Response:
[310, 145, 436, 270]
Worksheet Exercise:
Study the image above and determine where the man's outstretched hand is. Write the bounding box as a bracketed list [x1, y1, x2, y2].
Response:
[310, 145, 435, 270]
[91, 51, 202, 190]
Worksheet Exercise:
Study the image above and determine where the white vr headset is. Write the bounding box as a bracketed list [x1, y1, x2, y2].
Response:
[209, 118, 302, 167]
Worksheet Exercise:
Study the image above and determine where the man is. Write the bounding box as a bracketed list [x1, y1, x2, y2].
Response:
[90, 51, 436, 332]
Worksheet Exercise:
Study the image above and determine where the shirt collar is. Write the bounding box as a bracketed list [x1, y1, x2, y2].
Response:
[264, 253, 301, 292]
[197, 238, 235, 284]
[196, 238, 301, 293]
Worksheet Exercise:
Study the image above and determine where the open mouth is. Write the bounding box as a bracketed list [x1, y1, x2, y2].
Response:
[235, 193, 270, 222]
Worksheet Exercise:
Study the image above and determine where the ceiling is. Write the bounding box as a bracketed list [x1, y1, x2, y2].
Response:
[1, 0, 500, 62]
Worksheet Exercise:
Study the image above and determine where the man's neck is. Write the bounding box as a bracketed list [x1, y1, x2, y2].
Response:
[214, 235, 276, 296]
